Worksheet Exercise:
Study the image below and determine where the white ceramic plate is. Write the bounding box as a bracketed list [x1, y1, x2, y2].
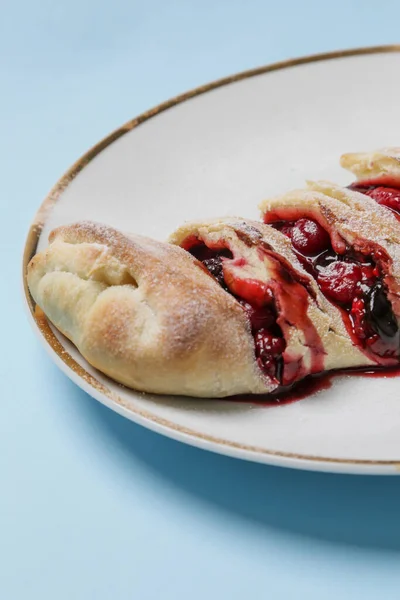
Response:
[23, 46, 400, 474]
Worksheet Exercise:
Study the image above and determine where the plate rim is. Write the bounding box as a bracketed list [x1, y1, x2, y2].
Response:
[22, 44, 400, 473]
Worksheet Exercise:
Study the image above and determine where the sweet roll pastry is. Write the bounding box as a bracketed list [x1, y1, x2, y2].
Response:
[169, 217, 372, 386]
[341, 147, 400, 221]
[260, 182, 400, 365]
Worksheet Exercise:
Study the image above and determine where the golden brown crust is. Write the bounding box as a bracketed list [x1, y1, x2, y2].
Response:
[169, 217, 371, 373]
[340, 147, 400, 183]
[28, 221, 269, 397]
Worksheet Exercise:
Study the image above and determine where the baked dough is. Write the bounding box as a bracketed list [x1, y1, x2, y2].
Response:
[260, 180, 400, 294]
[27, 221, 270, 397]
[169, 217, 371, 379]
[340, 147, 400, 221]
[341, 147, 400, 184]
[28, 219, 374, 399]
[259, 182, 400, 364]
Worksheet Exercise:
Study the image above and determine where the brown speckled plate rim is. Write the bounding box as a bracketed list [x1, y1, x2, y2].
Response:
[22, 45, 400, 471]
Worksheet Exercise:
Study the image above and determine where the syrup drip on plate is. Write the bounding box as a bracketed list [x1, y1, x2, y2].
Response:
[230, 364, 400, 406]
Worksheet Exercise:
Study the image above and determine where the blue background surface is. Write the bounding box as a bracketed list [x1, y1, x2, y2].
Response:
[2, 1, 400, 598]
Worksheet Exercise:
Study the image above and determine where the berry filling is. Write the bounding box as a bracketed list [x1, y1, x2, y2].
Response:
[186, 235, 325, 385]
[189, 241, 287, 382]
[290, 218, 331, 256]
[272, 218, 399, 362]
[349, 182, 400, 220]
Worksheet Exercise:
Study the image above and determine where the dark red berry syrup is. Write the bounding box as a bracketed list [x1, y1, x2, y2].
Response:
[183, 230, 325, 389]
[264, 215, 400, 366]
[182, 219, 400, 405]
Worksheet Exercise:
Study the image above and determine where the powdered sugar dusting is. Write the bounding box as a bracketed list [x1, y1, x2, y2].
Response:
[37, 220, 268, 397]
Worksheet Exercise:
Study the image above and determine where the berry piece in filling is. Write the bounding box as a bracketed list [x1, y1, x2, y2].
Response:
[202, 257, 225, 287]
[271, 218, 399, 362]
[316, 261, 361, 305]
[238, 300, 275, 330]
[190, 245, 233, 291]
[366, 282, 399, 339]
[254, 329, 286, 381]
[349, 183, 400, 219]
[290, 218, 331, 256]
[185, 240, 287, 383]
[183, 234, 327, 385]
